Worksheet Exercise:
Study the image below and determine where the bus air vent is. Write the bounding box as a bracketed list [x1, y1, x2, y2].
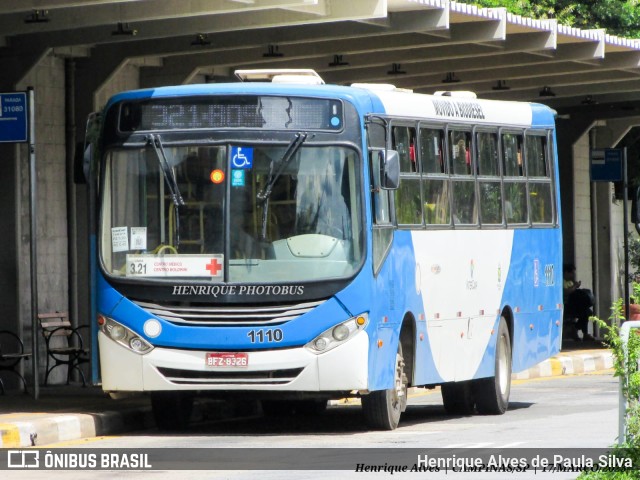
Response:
[132, 299, 327, 326]
[157, 366, 304, 385]
[235, 69, 324, 84]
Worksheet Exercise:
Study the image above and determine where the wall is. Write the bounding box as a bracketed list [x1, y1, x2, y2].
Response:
[572, 135, 594, 291]
[15, 53, 69, 383]
[571, 122, 635, 326]
[94, 62, 140, 111]
[9, 56, 140, 385]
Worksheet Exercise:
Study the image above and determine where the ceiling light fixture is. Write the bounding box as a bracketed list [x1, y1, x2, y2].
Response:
[263, 45, 283, 58]
[329, 55, 349, 67]
[111, 22, 137, 36]
[387, 63, 406, 75]
[25, 10, 49, 24]
[191, 34, 211, 47]
[442, 72, 460, 83]
[492, 80, 510, 91]
[539, 86, 556, 97]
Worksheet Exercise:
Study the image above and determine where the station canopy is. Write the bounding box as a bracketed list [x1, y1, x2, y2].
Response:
[1, 0, 640, 119]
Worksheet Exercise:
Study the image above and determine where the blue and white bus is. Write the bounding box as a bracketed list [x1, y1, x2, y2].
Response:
[89, 69, 562, 430]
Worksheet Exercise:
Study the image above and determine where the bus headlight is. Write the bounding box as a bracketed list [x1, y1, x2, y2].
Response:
[99, 316, 153, 355]
[305, 313, 368, 355]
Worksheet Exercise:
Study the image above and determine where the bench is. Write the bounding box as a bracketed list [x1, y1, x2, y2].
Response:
[0, 330, 32, 394]
[37, 312, 89, 386]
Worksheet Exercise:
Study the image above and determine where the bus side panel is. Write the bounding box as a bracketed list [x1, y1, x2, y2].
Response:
[412, 230, 515, 383]
[97, 272, 124, 317]
[506, 228, 563, 373]
[394, 230, 441, 387]
[363, 232, 403, 392]
[411, 227, 561, 383]
[363, 230, 441, 391]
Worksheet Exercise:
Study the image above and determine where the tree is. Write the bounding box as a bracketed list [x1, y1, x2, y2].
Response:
[472, 0, 640, 38]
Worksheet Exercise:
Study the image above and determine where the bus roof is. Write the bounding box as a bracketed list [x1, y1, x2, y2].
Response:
[105, 81, 555, 129]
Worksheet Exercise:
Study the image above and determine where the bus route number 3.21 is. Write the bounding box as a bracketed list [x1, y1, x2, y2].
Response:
[247, 328, 284, 344]
[129, 262, 147, 275]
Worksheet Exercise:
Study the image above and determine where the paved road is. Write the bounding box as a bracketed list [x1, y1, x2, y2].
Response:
[7, 371, 619, 479]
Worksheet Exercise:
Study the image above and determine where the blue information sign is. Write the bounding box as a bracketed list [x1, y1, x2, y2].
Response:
[0, 92, 28, 143]
[590, 148, 623, 182]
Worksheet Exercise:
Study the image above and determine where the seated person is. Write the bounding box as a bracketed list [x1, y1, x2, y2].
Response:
[563, 264, 595, 342]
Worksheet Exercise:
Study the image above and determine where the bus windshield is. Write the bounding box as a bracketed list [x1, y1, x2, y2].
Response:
[99, 141, 363, 283]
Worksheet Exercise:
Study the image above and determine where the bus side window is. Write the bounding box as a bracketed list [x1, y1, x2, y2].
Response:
[420, 127, 449, 226]
[502, 132, 527, 225]
[370, 148, 394, 274]
[393, 126, 422, 226]
[477, 131, 499, 176]
[420, 128, 445, 174]
[504, 183, 527, 224]
[526, 134, 548, 177]
[371, 150, 392, 225]
[476, 131, 502, 225]
[448, 130, 472, 176]
[502, 133, 524, 177]
[527, 134, 554, 224]
[449, 129, 476, 225]
[392, 126, 417, 173]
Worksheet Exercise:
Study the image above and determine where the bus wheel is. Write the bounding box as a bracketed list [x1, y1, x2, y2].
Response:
[151, 391, 194, 431]
[473, 317, 512, 415]
[362, 343, 408, 430]
[441, 381, 475, 415]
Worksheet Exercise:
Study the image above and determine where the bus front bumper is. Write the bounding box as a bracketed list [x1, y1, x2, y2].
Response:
[98, 331, 369, 393]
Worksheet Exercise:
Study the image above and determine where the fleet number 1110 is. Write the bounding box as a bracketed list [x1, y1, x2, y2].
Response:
[247, 328, 284, 343]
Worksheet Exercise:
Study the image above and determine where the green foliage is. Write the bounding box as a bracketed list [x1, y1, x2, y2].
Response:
[630, 235, 640, 284]
[472, 0, 640, 38]
[579, 301, 640, 478]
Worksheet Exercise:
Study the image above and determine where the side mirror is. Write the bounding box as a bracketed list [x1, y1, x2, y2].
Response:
[75, 111, 101, 184]
[83, 143, 94, 184]
[633, 186, 640, 235]
[73, 141, 89, 184]
[379, 149, 400, 190]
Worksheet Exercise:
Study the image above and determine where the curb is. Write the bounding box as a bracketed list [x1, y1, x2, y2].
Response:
[512, 350, 614, 380]
[0, 407, 154, 448]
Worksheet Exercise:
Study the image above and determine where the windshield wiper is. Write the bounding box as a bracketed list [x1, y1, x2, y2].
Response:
[257, 132, 309, 240]
[257, 132, 308, 203]
[148, 134, 184, 248]
[148, 134, 185, 208]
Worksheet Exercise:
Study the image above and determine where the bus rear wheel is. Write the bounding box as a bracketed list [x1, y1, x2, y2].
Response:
[151, 391, 194, 431]
[362, 343, 408, 430]
[473, 317, 512, 414]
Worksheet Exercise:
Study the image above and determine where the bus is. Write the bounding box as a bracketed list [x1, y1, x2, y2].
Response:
[87, 69, 562, 430]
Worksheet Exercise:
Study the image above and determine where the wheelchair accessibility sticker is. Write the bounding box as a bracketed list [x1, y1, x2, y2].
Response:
[231, 146, 253, 169]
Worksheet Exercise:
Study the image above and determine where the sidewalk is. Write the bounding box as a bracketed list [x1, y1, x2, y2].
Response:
[0, 345, 614, 448]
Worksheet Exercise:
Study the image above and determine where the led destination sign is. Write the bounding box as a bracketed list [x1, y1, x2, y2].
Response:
[118, 96, 344, 132]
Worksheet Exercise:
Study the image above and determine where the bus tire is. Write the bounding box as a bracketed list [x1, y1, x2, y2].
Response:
[473, 317, 512, 415]
[362, 343, 408, 430]
[441, 381, 475, 415]
[151, 391, 194, 431]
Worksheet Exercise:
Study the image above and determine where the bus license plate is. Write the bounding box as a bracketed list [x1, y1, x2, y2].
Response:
[206, 352, 248, 368]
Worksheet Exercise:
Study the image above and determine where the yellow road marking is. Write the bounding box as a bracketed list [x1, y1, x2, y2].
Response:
[0, 423, 22, 447]
[38, 436, 115, 448]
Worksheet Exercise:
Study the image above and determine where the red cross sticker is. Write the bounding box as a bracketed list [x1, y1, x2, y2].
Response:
[205, 258, 223, 276]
